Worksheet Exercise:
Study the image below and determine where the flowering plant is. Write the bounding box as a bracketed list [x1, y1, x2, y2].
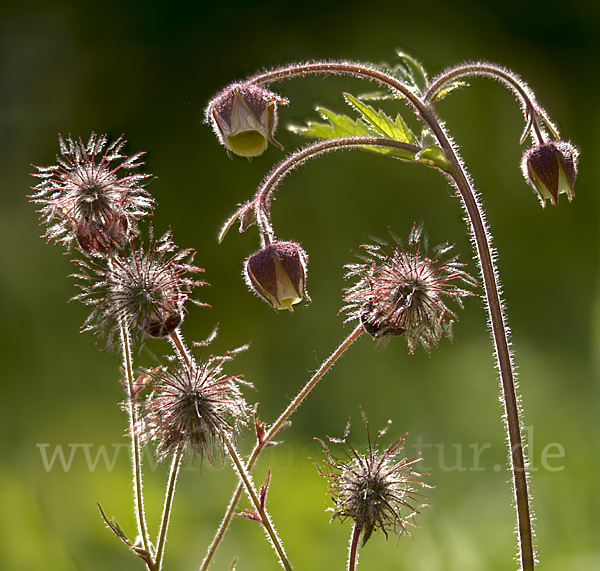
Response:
[30, 51, 578, 570]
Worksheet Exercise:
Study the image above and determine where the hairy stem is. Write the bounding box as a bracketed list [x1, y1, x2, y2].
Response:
[224, 436, 292, 571]
[169, 328, 192, 367]
[425, 63, 537, 111]
[153, 446, 184, 571]
[427, 113, 535, 569]
[249, 59, 534, 569]
[119, 320, 152, 561]
[250, 61, 422, 110]
[348, 523, 362, 571]
[254, 137, 424, 239]
[424, 62, 558, 145]
[200, 323, 364, 570]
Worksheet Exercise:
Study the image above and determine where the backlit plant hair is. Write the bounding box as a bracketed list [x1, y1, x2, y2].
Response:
[207, 52, 579, 570]
[29, 135, 285, 571]
[30, 133, 153, 252]
[315, 410, 430, 571]
[72, 229, 207, 350]
[29, 49, 579, 571]
[342, 223, 476, 352]
[137, 338, 250, 465]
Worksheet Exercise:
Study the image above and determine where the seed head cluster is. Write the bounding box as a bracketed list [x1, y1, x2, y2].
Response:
[138, 344, 249, 464]
[316, 411, 429, 546]
[72, 230, 206, 349]
[343, 224, 476, 353]
[30, 134, 153, 252]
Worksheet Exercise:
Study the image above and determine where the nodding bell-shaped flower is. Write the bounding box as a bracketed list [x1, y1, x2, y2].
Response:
[521, 141, 579, 206]
[206, 82, 287, 158]
[244, 241, 309, 311]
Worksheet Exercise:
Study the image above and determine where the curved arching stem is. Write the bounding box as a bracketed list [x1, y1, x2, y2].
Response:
[252, 136, 425, 240]
[249, 61, 423, 111]
[422, 107, 535, 570]
[243, 60, 536, 570]
[424, 62, 558, 146]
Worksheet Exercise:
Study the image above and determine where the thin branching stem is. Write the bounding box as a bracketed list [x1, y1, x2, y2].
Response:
[200, 323, 364, 570]
[223, 436, 293, 571]
[424, 110, 535, 569]
[254, 136, 424, 239]
[348, 523, 362, 571]
[207, 57, 541, 569]
[119, 319, 152, 561]
[153, 445, 184, 571]
[244, 59, 535, 569]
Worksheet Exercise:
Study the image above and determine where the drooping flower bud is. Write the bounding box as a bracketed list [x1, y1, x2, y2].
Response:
[244, 241, 309, 311]
[521, 141, 579, 206]
[206, 82, 287, 158]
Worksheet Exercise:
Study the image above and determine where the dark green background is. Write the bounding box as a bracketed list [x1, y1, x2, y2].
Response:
[1, 0, 598, 569]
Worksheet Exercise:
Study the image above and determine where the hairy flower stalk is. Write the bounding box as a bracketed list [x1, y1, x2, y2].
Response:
[207, 56, 578, 569]
[223, 435, 293, 571]
[154, 445, 184, 570]
[137, 334, 292, 570]
[30, 133, 153, 252]
[343, 224, 476, 352]
[315, 411, 429, 570]
[218, 136, 425, 246]
[138, 339, 254, 568]
[200, 323, 365, 570]
[119, 318, 153, 563]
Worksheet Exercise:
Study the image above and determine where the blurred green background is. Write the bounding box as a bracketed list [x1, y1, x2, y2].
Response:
[1, 0, 598, 569]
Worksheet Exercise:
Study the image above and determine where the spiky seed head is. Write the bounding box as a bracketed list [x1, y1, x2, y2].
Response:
[30, 133, 153, 252]
[137, 344, 250, 464]
[206, 82, 287, 158]
[244, 241, 309, 311]
[521, 141, 578, 206]
[316, 411, 429, 546]
[342, 224, 476, 353]
[72, 230, 207, 349]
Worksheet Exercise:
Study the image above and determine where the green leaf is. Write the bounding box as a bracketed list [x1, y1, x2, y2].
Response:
[387, 51, 429, 96]
[290, 107, 374, 139]
[343, 93, 418, 145]
[420, 127, 437, 148]
[291, 107, 416, 161]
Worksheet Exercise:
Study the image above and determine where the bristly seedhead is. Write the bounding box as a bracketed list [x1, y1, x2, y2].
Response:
[521, 141, 579, 207]
[137, 342, 250, 464]
[244, 241, 310, 311]
[342, 224, 476, 353]
[315, 410, 429, 546]
[72, 229, 207, 350]
[206, 82, 287, 158]
[30, 133, 154, 252]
